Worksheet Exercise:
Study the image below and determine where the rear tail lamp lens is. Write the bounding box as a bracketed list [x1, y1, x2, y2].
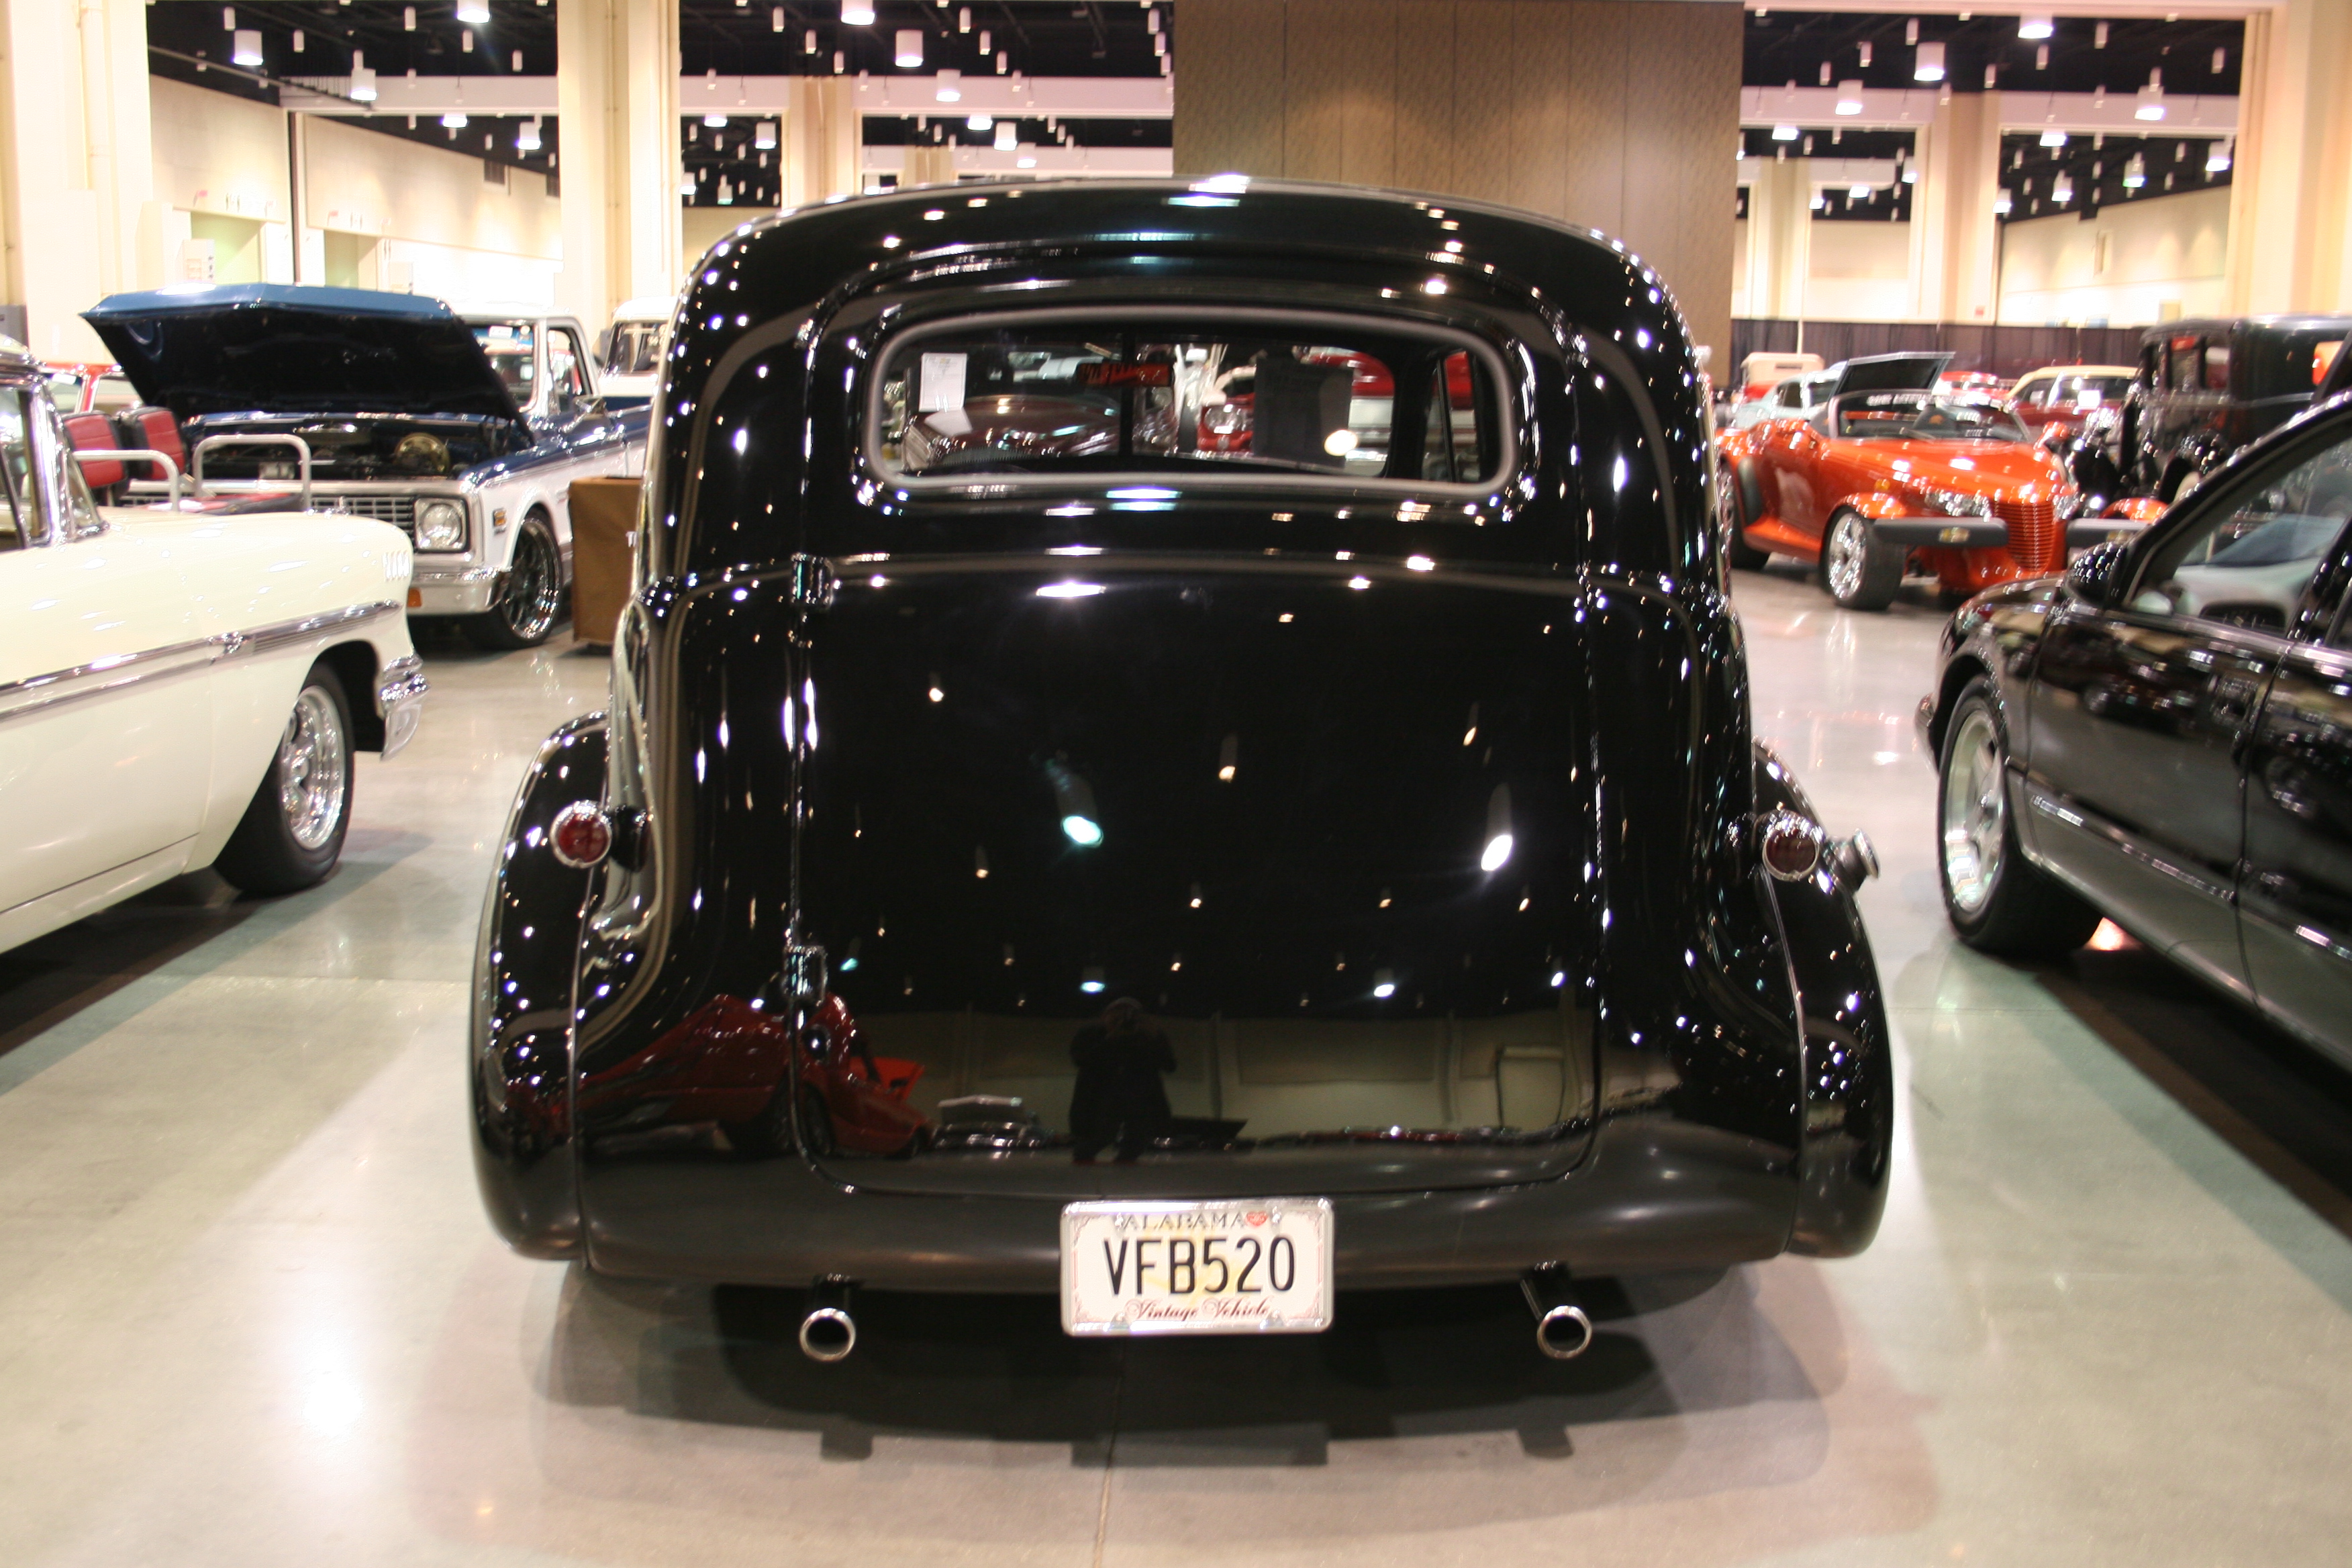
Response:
[549, 801, 613, 868]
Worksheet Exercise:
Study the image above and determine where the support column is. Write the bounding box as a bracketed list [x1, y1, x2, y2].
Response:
[1910, 89, 2001, 325]
[778, 77, 859, 207]
[2227, 0, 2352, 314]
[557, 0, 681, 329]
[0, 0, 158, 357]
[1744, 155, 1811, 322]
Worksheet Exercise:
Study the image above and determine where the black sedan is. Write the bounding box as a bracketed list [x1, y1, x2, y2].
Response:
[472, 179, 1892, 1361]
[1920, 389, 2352, 1067]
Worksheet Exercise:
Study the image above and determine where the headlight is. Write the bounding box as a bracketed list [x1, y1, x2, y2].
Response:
[413, 499, 467, 551]
[1913, 486, 1992, 518]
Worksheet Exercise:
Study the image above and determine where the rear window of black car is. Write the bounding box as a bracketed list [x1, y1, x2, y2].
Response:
[870, 311, 1510, 491]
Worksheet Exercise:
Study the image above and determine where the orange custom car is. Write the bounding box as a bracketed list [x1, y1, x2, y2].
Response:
[1715, 354, 2133, 610]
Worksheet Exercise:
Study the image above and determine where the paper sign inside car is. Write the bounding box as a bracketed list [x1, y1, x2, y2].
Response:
[918, 352, 967, 413]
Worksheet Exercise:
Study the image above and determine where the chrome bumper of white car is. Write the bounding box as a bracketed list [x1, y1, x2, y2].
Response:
[411, 561, 501, 616]
[377, 654, 429, 760]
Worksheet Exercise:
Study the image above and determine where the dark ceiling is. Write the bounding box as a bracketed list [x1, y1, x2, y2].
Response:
[1744, 11, 2244, 97]
[1998, 129, 2233, 224]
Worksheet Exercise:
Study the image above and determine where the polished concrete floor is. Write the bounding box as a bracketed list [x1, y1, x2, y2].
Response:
[5, 571, 2352, 1567]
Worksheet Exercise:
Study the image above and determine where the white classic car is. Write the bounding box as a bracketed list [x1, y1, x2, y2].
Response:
[82, 285, 646, 650]
[597, 295, 673, 409]
[0, 340, 426, 955]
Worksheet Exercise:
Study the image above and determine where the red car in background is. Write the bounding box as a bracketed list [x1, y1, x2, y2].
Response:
[1715, 352, 2139, 610]
[2006, 364, 2135, 436]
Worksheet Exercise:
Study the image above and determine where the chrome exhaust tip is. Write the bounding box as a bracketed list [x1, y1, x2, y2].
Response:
[1521, 1265, 1594, 1361]
[1534, 1302, 1594, 1360]
[798, 1276, 857, 1363]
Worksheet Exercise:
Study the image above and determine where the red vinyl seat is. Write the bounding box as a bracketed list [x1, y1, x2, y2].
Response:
[115, 405, 185, 484]
[61, 412, 124, 490]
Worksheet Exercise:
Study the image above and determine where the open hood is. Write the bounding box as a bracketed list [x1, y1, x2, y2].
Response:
[83, 285, 522, 424]
[1830, 351, 1952, 399]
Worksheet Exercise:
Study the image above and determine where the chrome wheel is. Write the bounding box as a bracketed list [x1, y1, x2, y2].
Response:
[1941, 705, 2006, 915]
[497, 521, 563, 644]
[1824, 513, 1869, 601]
[278, 684, 349, 852]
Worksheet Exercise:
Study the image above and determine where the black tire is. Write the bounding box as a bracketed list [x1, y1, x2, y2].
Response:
[1716, 460, 1771, 571]
[1936, 677, 2104, 957]
[214, 660, 354, 896]
[1821, 508, 1904, 611]
[797, 1086, 836, 1158]
[466, 512, 567, 650]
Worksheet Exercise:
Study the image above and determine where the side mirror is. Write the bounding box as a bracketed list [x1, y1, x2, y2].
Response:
[2067, 540, 2130, 604]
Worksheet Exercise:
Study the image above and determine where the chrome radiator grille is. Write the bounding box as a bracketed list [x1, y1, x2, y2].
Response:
[322, 493, 418, 530]
[1995, 499, 2059, 573]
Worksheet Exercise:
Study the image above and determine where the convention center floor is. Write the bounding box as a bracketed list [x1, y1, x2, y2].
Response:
[4, 567, 2350, 1567]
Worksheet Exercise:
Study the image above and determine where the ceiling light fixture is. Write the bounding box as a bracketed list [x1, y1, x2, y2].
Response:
[456, 0, 488, 23]
[1857, 42, 1872, 67]
[1834, 79, 1864, 115]
[756, 119, 779, 148]
[2095, 21, 2110, 48]
[895, 29, 923, 67]
[1914, 42, 1944, 82]
[2122, 153, 2147, 189]
[517, 117, 541, 150]
[2041, 128, 2067, 148]
[1994, 190, 2013, 215]
[441, 111, 469, 128]
[994, 120, 1017, 150]
[2018, 15, 2053, 40]
[2206, 136, 2233, 173]
[1771, 123, 1798, 141]
[1905, 18, 1918, 45]
[842, 1, 875, 23]
[348, 64, 377, 101]
[934, 68, 961, 101]
[2136, 71, 2167, 121]
[232, 28, 262, 66]
[2051, 170, 2073, 203]
[705, 111, 727, 128]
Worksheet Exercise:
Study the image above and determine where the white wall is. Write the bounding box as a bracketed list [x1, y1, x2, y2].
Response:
[150, 78, 563, 307]
[1998, 185, 2231, 326]
[1803, 219, 1913, 322]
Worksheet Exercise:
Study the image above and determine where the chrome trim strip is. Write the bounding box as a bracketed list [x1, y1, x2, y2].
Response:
[377, 653, 428, 761]
[222, 600, 401, 658]
[0, 638, 220, 724]
[2023, 782, 2235, 904]
[0, 601, 401, 726]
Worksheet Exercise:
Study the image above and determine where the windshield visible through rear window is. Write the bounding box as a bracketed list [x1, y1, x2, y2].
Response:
[873, 316, 1506, 486]
[1827, 391, 2030, 442]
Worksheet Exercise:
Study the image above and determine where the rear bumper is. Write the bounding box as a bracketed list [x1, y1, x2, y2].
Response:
[578, 1116, 1796, 1291]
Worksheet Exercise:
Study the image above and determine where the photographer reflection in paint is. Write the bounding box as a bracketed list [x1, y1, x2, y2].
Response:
[1069, 997, 1175, 1162]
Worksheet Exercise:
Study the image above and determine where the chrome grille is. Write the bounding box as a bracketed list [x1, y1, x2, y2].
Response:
[1995, 499, 2059, 573]
[322, 494, 418, 530]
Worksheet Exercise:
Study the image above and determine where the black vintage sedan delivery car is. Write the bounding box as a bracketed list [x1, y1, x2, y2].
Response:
[1921, 389, 2352, 1067]
[475, 179, 1891, 1359]
[2120, 315, 2352, 501]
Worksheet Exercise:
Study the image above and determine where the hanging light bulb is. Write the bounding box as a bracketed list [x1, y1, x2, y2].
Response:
[756, 119, 779, 149]
[2122, 153, 2147, 189]
[895, 29, 923, 67]
[2206, 137, 2233, 173]
[232, 28, 262, 67]
[994, 120, 1017, 150]
[1834, 79, 1865, 115]
[2136, 70, 2167, 121]
[2018, 14, 2053, 39]
[517, 117, 542, 151]
[2051, 169, 2074, 204]
[1914, 42, 1944, 83]
[456, 0, 488, 23]
[842, 1, 875, 23]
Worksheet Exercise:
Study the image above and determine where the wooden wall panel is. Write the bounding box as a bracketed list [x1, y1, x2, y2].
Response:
[1391, 2, 1457, 195]
[1507, 2, 1574, 219]
[1559, 1, 1628, 240]
[1169, 0, 1738, 354]
[1448, 4, 1520, 205]
[1283, 1, 1357, 183]
[1171, 0, 1285, 178]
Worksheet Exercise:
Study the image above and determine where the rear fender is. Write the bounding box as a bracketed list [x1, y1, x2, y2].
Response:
[471, 713, 608, 1259]
[1752, 746, 1894, 1257]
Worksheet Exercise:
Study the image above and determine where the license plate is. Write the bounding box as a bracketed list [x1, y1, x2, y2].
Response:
[1060, 1197, 1334, 1336]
